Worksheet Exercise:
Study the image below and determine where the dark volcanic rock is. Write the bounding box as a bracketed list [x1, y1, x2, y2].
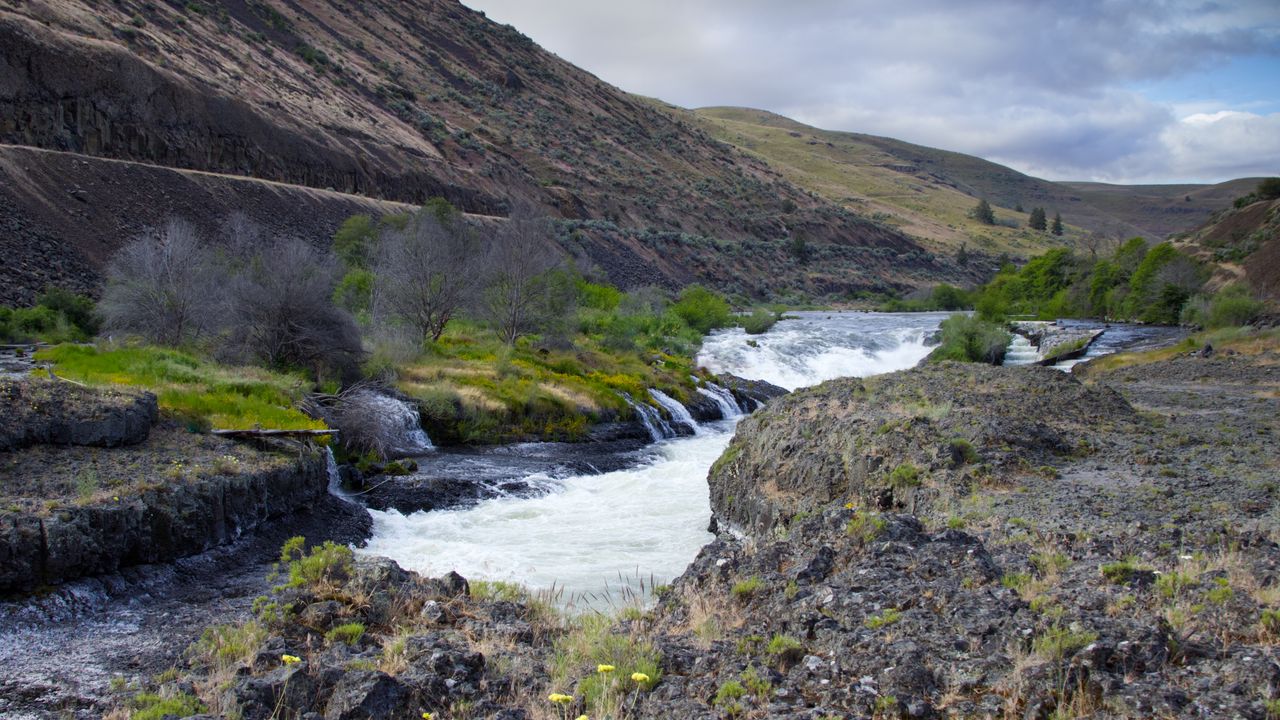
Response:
[0, 450, 332, 592]
[634, 346, 1280, 719]
[0, 378, 157, 451]
[716, 372, 789, 411]
[709, 362, 1136, 536]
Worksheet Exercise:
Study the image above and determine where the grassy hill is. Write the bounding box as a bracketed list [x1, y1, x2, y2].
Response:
[687, 106, 1250, 261]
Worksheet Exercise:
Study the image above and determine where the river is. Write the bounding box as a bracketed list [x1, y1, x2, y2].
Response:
[359, 311, 950, 606]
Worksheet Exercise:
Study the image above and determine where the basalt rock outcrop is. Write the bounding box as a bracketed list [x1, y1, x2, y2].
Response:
[0, 377, 157, 451]
[636, 350, 1280, 718]
[0, 378, 341, 593]
[708, 362, 1136, 536]
[0, 447, 331, 593]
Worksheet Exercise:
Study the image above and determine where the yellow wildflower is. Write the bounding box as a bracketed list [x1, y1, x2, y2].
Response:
[422, 713, 433, 720]
[631, 672, 650, 684]
[548, 693, 574, 704]
[844, 502, 855, 510]
[575, 716, 588, 720]
[596, 664, 615, 673]
[281, 654, 301, 665]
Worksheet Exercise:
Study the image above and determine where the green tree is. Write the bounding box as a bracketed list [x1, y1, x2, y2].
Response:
[1051, 212, 1063, 236]
[1029, 207, 1047, 231]
[971, 199, 995, 225]
[332, 215, 378, 270]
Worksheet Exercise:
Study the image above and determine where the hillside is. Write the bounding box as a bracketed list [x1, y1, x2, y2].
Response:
[1059, 179, 1262, 240]
[1172, 192, 1280, 300]
[690, 107, 1247, 257]
[0, 0, 981, 303]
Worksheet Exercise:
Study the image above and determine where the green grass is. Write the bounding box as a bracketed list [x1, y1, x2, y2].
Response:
[1032, 625, 1098, 660]
[766, 633, 802, 655]
[325, 622, 366, 645]
[34, 344, 323, 431]
[1100, 558, 1142, 584]
[846, 510, 887, 543]
[731, 576, 763, 601]
[864, 608, 902, 629]
[550, 613, 661, 715]
[131, 692, 206, 720]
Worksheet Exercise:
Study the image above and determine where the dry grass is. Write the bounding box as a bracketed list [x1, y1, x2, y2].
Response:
[680, 585, 745, 647]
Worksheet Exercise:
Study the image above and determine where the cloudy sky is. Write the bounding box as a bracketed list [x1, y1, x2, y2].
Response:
[462, 0, 1279, 185]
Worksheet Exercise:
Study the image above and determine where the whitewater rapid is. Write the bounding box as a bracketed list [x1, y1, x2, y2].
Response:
[359, 311, 946, 605]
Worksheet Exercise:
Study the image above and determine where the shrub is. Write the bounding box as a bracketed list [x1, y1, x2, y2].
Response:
[948, 438, 979, 465]
[672, 285, 732, 334]
[37, 286, 99, 337]
[846, 510, 886, 543]
[224, 236, 363, 380]
[864, 608, 902, 629]
[926, 313, 1010, 365]
[278, 536, 353, 590]
[100, 218, 220, 346]
[888, 462, 921, 488]
[739, 308, 779, 335]
[1100, 558, 1141, 584]
[1204, 284, 1263, 328]
[713, 680, 747, 716]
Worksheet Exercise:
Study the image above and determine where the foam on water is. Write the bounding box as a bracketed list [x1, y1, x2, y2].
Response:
[362, 429, 732, 604]
[697, 312, 948, 389]
[361, 311, 950, 603]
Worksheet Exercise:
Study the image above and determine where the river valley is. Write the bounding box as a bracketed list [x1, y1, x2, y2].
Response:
[0, 312, 1208, 718]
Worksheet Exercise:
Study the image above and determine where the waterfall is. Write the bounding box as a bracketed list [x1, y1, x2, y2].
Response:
[621, 393, 674, 441]
[649, 389, 699, 435]
[1003, 335, 1040, 366]
[324, 447, 357, 504]
[351, 390, 435, 456]
[697, 382, 742, 419]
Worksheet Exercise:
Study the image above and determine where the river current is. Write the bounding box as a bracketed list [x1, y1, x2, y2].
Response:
[359, 311, 950, 605]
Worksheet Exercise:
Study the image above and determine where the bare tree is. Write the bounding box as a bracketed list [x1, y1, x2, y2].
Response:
[99, 218, 220, 346]
[372, 210, 479, 343]
[479, 205, 563, 345]
[224, 236, 363, 379]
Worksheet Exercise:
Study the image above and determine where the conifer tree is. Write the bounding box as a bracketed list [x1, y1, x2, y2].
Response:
[1029, 207, 1047, 231]
[971, 198, 995, 225]
[1051, 212, 1063, 236]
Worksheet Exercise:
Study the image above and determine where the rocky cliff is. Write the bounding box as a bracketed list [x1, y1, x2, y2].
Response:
[0, 377, 341, 592]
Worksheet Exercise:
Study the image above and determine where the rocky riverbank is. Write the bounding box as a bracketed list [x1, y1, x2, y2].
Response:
[0, 377, 353, 593]
[640, 346, 1279, 718]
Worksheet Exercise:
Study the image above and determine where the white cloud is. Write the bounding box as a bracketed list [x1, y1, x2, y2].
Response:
[466, 0, 1280, 182]
[1158, 111, 1280, 181]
